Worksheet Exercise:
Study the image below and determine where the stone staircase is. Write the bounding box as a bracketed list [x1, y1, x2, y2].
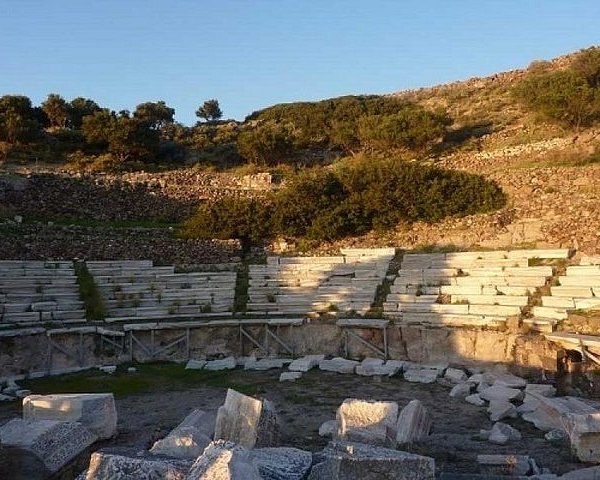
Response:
[384, 249, 570, 329]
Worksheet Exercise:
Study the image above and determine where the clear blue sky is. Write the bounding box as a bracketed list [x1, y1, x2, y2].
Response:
[1, 1, 599, 125]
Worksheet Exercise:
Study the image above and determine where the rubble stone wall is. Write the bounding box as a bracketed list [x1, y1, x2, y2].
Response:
[0, 323, 560, 379]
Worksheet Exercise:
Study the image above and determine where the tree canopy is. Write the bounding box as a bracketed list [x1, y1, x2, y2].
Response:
[196, 99, 223, 122]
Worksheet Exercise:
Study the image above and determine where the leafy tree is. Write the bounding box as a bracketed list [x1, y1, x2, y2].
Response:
[41, 93, 69, 129]
[572, 46, 600, 88]
[133, 101, 175, 130]
[82, 110, 159, 161]
[196, 99, 223, 122]
[69, 97, 101, 129]
[0, 95, 42, 144]
[108, 115, 160, 162]
[81, 109, 113, 147]
[237, 121, 295, 165]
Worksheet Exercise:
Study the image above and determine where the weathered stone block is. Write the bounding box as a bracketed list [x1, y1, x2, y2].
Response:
[84, 450, 190, 479]
[0, 419, 96, 479]
[244, 358, 285, 371]
[336, 399, 398, 447]
[404, 369, 438, 384]
[279, 371, 302, 382]
[23, 393, 117, 440]
[214, 389, 278, 449]
[487, 400, 517, 422]
[465, 394, 486, 407]
[396, 400, 432, 445]
[251, 447, 312, 480]
[488, 422, 522, 445]
[204, 357, 236, 371]
[444, 368, 467, 384]
[186, 441, 261, 480]
[307, 441, 435, 480]
[185, 359, 207, 370]
[479, 385, 523, 403]
[288, 355, 325, 372]
[150, 409, 215, 459]
[562, 412, 600, 462]
[319, 357, 359, 374]
[449, 383, 472, 399]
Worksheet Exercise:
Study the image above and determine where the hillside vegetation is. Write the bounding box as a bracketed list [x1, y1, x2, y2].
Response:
[2, 46, 600, 254]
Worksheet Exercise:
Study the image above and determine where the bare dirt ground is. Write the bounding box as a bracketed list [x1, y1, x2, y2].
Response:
[0, 368, 586, 477]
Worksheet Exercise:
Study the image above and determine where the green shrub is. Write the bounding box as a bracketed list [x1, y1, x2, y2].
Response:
[514, 47, 600, 130]
[181, 196, 272, 246]
[358, 106, 452, 151]
[183, 156, 506, 243]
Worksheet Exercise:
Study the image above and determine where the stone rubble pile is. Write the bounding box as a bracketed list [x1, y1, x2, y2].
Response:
[4, 358, 600, 478]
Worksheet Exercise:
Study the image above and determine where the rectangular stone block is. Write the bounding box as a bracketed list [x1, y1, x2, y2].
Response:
[541, 296, 576, 308]
[336, 399, 398, 446]
[308, 441, 435, 480]
[451, 294, 528, 307]
[468, 304, 521, 316]
[214, 389, 278, 449]
[551, 286, 594, 298]
[0, 419, 96, 479]
[559, 275, 600, 287]
[532, 306, 569, 320]
[23, 393, 117, 440]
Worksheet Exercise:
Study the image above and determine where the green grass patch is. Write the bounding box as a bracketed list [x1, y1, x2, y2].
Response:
[74, 261, 106, 321]
[20, 362, 260, 397]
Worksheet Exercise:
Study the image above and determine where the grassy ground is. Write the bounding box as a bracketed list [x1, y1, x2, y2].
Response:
[17, 362, 261, 398]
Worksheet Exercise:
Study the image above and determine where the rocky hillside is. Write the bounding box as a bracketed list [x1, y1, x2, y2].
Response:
[2, 48, 600, 259]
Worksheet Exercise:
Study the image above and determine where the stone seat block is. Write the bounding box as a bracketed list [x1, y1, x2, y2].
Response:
[2, 311, 41, 322]
[468, 304, 521, 316]
[551, 286, 594, 297]
[1, 303, 32, 313]
[246, 303, 280, 312]
[451, 294, 528, 307]
[541, 296, 575, 308]
[574, 298, 600, 310]
[30, 301, 58, 312]
[400, 304, 469, 314]
[439, 285, 482, 295]
[559, 275, 600, 287]
[482, 285, 532, 295]
[545, 332, 600, 350]
[41, 310, 86, 321]
[385, 294, 438, 303]
[532, 306, 568, 320]
[453, 276, 546, 287]
[522, 318, 557, 333]
[399, 312, 506, 328]
[567, 265, 600, 275]
[506, 248, 571, 259]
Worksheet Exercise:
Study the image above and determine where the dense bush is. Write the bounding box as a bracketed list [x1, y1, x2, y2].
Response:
[515, 47, 600, 129]
[182, 197, 272, 246]
[183, 156, 506, 243]
[238, 96, 452, 162]
[358, 106, 451, 151]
